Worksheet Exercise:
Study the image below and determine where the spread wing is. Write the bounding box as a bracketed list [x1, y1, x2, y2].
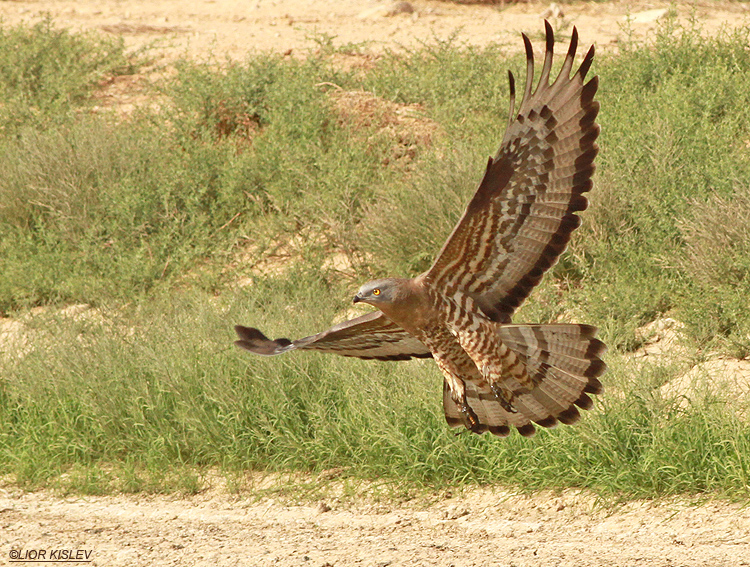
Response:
[234, 311, 432, 361]
[423, 22, 600, 323]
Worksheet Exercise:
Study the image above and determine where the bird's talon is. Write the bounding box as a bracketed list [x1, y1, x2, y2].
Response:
[459, 400, 482, 432]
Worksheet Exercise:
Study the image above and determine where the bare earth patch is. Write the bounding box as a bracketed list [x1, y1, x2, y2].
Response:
[2, 0, 750, 61]
[330, 88, 441, 167]
[2, 1, 750, 565]
[2, 482, 750, 567]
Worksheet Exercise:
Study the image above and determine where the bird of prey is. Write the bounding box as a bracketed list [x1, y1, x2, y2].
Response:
[235, 22, 605, 437]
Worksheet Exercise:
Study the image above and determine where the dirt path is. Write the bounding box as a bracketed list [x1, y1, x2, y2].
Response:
[2, 482, 750, 567]
[2, 1, 750, 565]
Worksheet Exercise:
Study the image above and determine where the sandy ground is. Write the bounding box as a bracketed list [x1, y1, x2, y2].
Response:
[2, 1, 750, 565]
[2, 481, 750, 567]
[1, 0, 749, 60]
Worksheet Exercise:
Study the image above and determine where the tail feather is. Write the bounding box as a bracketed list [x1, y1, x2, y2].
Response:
[505, 324, 605, 433]
[443, 323, 605, 437]
[499, 323, 605, 397]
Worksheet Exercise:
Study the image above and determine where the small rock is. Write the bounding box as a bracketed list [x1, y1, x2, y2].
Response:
[443, 505, 470, 520]
[317, 466, 346, 481]
[385, 1, 414, 17]
[358, 1, 414, 20]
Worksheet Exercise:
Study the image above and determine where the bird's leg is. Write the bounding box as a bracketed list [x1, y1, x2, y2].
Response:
[490, 382, 519, 414]
[456, 398, 482, 432]
[433, 344, 487, 433]
[476, 355, 521, 415]
[446, 376, 482, 432]
[451, 324, 522, 417]
[442, 368, 483, 433]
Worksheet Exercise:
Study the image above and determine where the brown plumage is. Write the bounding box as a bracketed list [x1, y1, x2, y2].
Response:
[235, 22, 605, 437]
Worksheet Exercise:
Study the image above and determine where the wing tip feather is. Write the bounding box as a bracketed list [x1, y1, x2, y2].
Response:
[567, 26, 579, 62]
[578, 45, 596, 79]
[544, 19, 554, 54]
[234, 325, 293, 355]
[521, 32, 533, 57]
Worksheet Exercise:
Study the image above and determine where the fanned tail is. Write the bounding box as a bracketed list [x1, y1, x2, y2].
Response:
[443, 324, 605, 437]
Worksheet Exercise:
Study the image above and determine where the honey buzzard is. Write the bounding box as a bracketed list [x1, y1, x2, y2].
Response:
[235, 22, 605, 437]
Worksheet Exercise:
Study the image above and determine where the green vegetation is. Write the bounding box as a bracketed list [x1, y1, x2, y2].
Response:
[0, 18, 133, 134]
[1, 19, 750, 498]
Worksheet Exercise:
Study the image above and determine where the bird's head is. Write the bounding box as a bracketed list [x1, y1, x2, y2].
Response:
[353, 278, 404, 307]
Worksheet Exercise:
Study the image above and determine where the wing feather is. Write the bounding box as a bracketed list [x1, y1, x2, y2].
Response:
[235, 311, 432, 361]
[423, 23, 600, 323]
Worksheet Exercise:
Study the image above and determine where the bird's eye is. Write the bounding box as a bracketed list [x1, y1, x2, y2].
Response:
[372, 288, 381, 296]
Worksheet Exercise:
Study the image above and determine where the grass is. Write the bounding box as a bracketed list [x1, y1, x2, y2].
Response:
[0, 18, 133, 135]
[1, 18, 750, 498]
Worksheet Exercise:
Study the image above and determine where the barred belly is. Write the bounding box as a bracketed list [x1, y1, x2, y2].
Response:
[431, 289, 540, 412]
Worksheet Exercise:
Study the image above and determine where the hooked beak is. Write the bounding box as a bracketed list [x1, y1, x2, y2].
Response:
[352, 293, 362, 304]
